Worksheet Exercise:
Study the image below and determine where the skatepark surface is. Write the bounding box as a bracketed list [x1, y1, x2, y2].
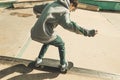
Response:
[0, 7, 120, 80]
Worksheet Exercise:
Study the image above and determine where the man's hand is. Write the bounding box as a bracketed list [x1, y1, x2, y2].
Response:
[86, 29, 98, 37]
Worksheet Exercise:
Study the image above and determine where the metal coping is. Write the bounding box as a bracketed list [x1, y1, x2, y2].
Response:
[95, 0, 120, 2]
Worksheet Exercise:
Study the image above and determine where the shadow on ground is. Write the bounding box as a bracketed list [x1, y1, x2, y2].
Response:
[0, 64, 60, 80]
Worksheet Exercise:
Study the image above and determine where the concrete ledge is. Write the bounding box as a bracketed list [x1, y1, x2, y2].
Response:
[79, 0, 120, 11]
[0, 56, 120, 80]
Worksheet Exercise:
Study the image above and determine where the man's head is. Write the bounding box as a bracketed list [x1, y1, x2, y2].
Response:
[69, 0, 78, 12]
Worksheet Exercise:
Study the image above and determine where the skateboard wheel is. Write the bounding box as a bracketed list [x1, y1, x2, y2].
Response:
[40, 65, 44, 69]
[60, 68, 67, 73]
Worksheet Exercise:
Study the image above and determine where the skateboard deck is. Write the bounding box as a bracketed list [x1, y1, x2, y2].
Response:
[28, 58, 73, 73]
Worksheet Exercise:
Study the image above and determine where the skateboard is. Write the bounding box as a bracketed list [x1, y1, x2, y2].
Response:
[28, 58, 73, 73]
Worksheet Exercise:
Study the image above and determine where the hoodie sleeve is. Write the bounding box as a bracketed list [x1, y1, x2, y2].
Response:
[59, 12, 88, 36]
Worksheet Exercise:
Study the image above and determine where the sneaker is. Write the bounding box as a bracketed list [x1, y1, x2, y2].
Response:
[35, 58, 42, 67]
[60, 62, 68, 72]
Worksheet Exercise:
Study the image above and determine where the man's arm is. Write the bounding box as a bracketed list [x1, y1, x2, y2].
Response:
[59, 12, 97, 37]
[33, 3, 48, 18]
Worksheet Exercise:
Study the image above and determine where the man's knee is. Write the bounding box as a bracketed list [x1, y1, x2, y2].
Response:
[59, 41, 65, 47]
[58, 42, 65, 50]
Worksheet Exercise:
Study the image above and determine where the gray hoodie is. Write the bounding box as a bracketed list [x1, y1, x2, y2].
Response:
[31, 0, 86, 43]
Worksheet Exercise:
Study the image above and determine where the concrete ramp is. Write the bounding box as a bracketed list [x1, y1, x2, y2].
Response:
[0, 56, 120, 80]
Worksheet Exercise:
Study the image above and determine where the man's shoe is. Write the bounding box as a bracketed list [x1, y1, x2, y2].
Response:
[60, 62, 68, 72]
[35, 58, 42, 67]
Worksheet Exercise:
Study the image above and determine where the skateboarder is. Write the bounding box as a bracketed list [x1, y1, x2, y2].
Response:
[31, 0, 97, 71]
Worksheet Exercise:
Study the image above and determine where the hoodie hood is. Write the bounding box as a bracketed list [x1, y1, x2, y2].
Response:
[57, 0, 70, 9]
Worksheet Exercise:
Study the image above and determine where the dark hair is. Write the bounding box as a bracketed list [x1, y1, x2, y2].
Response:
[69, 0, 78, 8]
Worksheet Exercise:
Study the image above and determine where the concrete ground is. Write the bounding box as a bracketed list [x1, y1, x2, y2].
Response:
[0, 7, 120, 80]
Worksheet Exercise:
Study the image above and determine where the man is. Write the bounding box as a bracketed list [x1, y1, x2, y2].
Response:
[31, 0, 97, 71]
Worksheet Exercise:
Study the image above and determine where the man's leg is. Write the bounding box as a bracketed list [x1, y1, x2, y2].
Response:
[48, 36, 66, 65]
[36, 36, 66, 66]
[35, 44, 49, 67]
[38, 44, 49, 59]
